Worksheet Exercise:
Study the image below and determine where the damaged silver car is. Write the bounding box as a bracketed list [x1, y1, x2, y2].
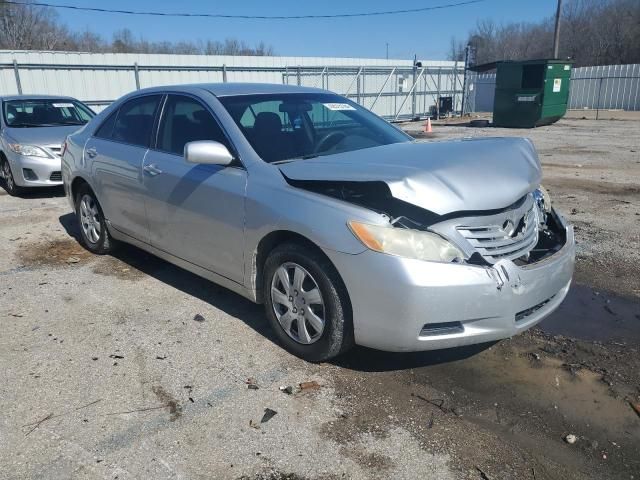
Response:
[62, 83, 575, 361]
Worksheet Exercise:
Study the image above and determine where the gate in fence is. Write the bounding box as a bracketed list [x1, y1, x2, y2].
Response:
[281, 65, 465, 121]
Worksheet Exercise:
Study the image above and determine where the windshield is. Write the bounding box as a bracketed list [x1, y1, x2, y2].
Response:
[3, 99, 95, 127]
[218, 93, 411, 163]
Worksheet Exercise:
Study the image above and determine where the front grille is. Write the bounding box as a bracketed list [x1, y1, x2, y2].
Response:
[49, 171, 62, 182]
[457, 203, 539, 263]
[515, 295, 555, 322]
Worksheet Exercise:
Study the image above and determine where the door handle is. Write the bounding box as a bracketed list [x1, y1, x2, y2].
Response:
[86, 147, 97, 158]
[143, 163, 163, 176]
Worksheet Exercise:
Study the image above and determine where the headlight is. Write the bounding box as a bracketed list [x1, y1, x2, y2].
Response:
[8, 143, 50, 158]
[533, 185, 552, 214]
[348, 221, 465, 263]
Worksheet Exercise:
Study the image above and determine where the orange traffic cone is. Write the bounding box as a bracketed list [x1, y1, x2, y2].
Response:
[424, 117, 433, 133]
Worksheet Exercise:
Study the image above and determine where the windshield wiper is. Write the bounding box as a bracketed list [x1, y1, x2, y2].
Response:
[272, 154, 319, 165]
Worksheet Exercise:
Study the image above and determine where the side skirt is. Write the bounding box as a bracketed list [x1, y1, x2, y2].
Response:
[107, 221, 258, 303]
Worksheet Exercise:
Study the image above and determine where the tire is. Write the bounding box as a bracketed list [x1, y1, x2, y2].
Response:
[263, 243, 354, 362]
[75, 184, 115, 254]
[1, 156, 23, 196]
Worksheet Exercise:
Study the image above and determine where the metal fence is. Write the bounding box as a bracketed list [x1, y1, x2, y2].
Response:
[0, 58, 464, 121]
[464, 63, 640, 114]
[282, 65, 465, 121]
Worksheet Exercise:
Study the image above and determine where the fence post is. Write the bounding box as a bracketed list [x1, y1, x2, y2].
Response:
[596, 76, 603, 120]
[411, 62, 417, 119]
[13, 59, 22, 94]
[222, 64, 227, 83]
[133, 63, 140, 90]
[436, 68, 441, 119]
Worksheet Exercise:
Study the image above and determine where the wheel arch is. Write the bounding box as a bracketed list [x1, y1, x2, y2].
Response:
[70, 175, 93, 208]
[252, 230, 350, 314]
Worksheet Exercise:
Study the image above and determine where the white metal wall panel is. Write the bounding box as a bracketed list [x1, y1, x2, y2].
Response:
[0, 50, 462, 119]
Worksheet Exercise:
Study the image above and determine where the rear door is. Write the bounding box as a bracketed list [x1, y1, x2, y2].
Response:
[85, 94, 162, 243]
[142, 94, 247, 284]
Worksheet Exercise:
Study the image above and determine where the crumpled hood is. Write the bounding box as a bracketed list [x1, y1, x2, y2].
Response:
[4, 125, 82, 146]
[279, 137, 542, 215]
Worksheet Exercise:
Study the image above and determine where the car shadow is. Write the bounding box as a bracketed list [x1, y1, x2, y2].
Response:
[58, 212, 272, 340]
[1, 183, 65, 199]
[332, 342, 495, 373]
[59, 212, 494, 372]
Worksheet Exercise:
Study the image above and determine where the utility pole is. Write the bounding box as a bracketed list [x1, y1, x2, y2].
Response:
[553, 0, 562, 58]
[386, 43, 389, 60]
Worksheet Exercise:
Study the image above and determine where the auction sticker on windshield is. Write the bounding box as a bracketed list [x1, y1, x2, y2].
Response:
[52, 103, 75, 108]
[323, 103, 356, 111]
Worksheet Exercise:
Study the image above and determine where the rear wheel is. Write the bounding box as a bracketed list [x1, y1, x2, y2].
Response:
[1, 156, 22, 196]
[263, 243, 353, 361]
[75, 184, 115, 254]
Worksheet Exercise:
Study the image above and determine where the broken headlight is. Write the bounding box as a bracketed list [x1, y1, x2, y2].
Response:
[348, 221, 465, 263]
[533, 185, 552, 214]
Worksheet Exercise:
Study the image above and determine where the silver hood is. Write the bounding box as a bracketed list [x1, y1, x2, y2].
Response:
[280, 137, 542, 215]
[4, 125, 84, 146]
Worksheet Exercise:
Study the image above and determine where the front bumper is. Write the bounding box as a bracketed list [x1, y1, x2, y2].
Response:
[5, 150, 62, 187]
[325, 224, 575, 352]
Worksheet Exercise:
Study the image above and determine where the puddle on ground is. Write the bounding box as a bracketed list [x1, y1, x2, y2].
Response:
[16, 238, 92, 267]
[540, 284, 640, 343]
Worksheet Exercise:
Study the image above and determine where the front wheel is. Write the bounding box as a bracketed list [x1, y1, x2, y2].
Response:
[1, 156, 22, 196]
[263, 243, 353, 362]
[75, 185, 115, 254]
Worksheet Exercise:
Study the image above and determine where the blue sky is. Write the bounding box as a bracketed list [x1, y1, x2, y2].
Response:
[55, 0, 559, 60]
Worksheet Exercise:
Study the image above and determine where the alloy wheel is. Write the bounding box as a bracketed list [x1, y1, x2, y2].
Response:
[79, 194, 102, 244]
[270, 262, 325, 345]
[2, 160, 14, 191]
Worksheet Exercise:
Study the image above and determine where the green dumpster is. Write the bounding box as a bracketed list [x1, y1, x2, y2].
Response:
[491, 59, 573, 128]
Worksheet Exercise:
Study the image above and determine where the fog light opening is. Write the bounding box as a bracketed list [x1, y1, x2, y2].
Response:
[22, 168, 38, 181]
[419, 321, 464, 337]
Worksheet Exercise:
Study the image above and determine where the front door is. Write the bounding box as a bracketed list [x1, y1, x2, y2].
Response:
[142, 94, 247, 284]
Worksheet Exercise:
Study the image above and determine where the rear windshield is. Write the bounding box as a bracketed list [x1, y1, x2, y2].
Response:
[3, 99, 95, 127]
[218, 93, 410, 163]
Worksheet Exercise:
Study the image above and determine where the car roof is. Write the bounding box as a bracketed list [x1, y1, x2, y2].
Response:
[0, 94, 80, 102]
[132, 82, 329, 98]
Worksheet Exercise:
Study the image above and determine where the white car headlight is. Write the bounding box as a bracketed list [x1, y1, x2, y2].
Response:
[8, 143, 51, 158]
[348, 221, 465, 263]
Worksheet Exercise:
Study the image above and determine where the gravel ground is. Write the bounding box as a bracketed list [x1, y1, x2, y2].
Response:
[1, 116, 639, 479]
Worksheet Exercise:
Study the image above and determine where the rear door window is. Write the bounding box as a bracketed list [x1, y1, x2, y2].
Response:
[110, 95, 162, 147]
[156, 95, 230, 155]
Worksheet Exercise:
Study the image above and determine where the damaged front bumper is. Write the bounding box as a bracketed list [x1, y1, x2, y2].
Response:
[325, 223, 575, 352]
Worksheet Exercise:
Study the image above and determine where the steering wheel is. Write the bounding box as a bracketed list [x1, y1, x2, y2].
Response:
[314, 131, 347, 154]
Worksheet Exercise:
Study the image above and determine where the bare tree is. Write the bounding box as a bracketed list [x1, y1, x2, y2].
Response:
[454, 0, 640, 66]
[0, 0, 275, 56]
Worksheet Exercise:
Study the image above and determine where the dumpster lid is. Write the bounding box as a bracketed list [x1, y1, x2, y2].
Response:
[468, 58, 574, 73]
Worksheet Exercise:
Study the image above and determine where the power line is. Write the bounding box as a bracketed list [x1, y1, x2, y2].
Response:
[3, 0, 486, 20]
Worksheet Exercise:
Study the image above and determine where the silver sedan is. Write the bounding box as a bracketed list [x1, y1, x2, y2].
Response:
[62, 83, 575, 361]
[0, 95, 94, 195]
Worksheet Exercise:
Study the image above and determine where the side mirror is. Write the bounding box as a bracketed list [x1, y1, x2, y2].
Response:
[184, 140, 234, 166]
